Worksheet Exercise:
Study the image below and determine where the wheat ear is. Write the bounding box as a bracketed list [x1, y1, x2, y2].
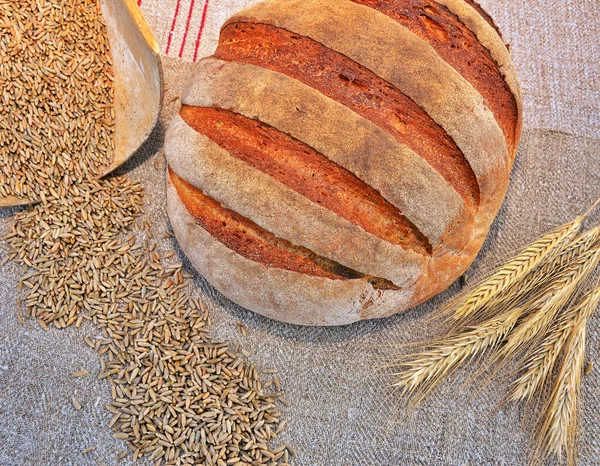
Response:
[392, 307, 522, 402]
[521, 226, 600, 293]
[509, 285, 600, 403]
[535, 311, 588, 466]
[490, 244, 600, 368]
[451, 198, 600, 324]
[451, 218, 583, 322]
[491, 226, 600, 320]
[508, 317, 573, 404]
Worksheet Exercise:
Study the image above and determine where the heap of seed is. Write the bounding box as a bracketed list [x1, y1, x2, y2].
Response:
[2, 178, 292, 465]
[3, 176, 144, 326]
[0, 0, 292, 461]
[0, 0, 115, 201]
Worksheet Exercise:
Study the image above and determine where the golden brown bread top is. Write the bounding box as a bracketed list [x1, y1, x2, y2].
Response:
[181, 58, 472, 251]
[167, 178, 413, 325]
[223, 0, 512, 212]
[216, 22, 480, 210]
[169, 167, 363, 281]
[166, 113, 425, 286]
[179, 105, 431, 255]
[166, 0, 523, 324]
[348, 0, 518, 151]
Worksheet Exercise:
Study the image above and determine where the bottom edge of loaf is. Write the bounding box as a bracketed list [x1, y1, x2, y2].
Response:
[166, 178, 421, 326]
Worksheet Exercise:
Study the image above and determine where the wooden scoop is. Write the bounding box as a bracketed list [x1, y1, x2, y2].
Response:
[0, 0, 163, 207]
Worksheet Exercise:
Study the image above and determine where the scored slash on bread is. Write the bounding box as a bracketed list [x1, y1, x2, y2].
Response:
[166, 112, 424, 287]
[179, 106, 431, 255]
[169, 167, 400, 290]
[216, 22, 481, 210]
[166, 177, 412, 326]
[165, 0, 522, 325]
[347, 0, 519, 150]
[169, 167, 365, 281]
[180, 58, 471, 250]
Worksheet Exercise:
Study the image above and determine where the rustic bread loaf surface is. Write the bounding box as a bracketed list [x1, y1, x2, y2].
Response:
[166, 0, 522, 326]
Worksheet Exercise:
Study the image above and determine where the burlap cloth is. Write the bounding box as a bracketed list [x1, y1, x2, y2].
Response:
[1, 1, 599, 464]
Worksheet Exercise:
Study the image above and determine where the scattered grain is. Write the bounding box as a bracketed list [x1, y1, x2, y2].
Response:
[1, 176, 290, 463]
[0, 1, 292, 461]
[236, 321, 248, 337]
[287, 445, 297, 458]
[72, 396, 83, 410]
[276, 420, 287, 434]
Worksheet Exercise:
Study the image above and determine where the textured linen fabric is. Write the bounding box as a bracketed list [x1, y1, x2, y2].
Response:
[1, 1, 600, 465]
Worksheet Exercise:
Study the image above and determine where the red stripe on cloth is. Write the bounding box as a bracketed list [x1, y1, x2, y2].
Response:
[165, 0, 183, 55]
[193, 0, 210, 62]
[179, 0, 197, 58]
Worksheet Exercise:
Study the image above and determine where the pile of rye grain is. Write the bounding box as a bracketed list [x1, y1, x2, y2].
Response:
[0, 1, 292, 465]
[0, 0, 115, 201]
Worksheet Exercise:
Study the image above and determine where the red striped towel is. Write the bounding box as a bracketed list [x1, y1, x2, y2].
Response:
[138, 0, 261, 62]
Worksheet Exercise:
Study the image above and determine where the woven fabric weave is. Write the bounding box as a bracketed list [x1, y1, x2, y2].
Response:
[1, 1, 599, 464]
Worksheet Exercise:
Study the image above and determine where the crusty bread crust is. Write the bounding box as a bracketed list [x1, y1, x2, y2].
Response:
[169, 167, 371, 280]
[224, 0, 509, 208]
[179, 106, 430, 254]
[348, 0, 518, 150]
[167, 178, 415, 325]
[165, 0, 522, 325]
[435, 0, 523, 152]
[166, 114, 425, 286]
[182, 58, 471, 250]
[216, 22, 481, 209]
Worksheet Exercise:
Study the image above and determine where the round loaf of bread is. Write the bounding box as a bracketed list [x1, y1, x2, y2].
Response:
[165, 0, 522, 326]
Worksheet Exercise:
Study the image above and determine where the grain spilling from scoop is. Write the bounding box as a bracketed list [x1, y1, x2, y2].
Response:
[0, 0, 291, 462]
[3, 179, 291, 463]
[0, 0, 115, 202]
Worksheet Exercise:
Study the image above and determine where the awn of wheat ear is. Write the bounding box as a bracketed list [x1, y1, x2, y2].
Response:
[390, 198, 600, 466]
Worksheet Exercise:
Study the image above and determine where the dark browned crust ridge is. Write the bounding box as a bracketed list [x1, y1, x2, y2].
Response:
[461, 0, 504, 38]
[349, 0, 518, 151]
[180, 104, 431, 255]
[216, 22, 480, 210]
[169, 166, 400, 289]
